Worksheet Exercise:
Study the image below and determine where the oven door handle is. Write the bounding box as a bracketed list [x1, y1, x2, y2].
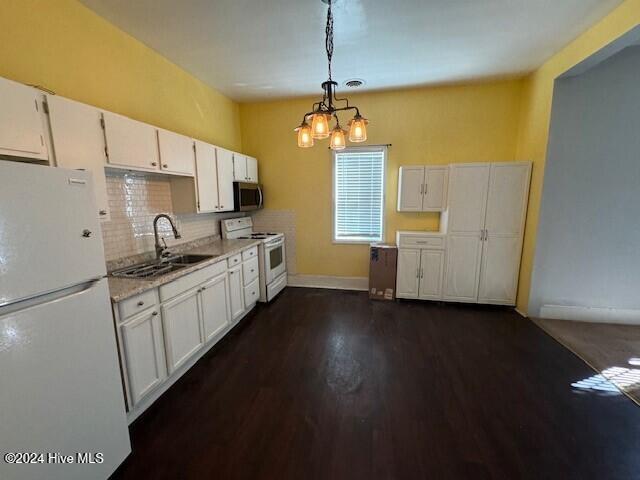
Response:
[266, 238, 283, 248]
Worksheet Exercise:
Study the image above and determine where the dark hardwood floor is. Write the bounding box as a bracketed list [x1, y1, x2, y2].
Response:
[111, 288, 640, 480]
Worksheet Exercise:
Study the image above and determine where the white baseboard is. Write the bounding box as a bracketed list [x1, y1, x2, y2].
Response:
[540, 304, 640, 325]
[287, 274, 368, 292]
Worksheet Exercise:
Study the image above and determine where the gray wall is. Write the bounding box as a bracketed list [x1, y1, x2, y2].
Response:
[529, 46, 640, 316]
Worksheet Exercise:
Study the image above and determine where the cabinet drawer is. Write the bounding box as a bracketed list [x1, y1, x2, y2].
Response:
[159, 260, 226, 301]
[242, 246, 258, 261]
[118, 289, 159, 321]
[227, 253, 242, 268]
[397, 232, 445, 249]
[242, 256, 259, 286]
[244, 278, 260, 306]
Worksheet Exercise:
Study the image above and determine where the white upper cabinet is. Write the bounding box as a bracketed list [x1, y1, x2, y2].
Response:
[193, 140, 219, 212]
[233, 153, 247, 182]
[103, 111, 160, 172]
[216, 148, 235, 211]
[423, 167, 448, 211]
[0, 77, 48, 160]
[246, 156, 258, 183]
[397, 166, 447, 212]
[170, 143, 235, 214]
[397, 166, 424, 212]
[157, 129, 195, 176]
[46, 95, 110, 221]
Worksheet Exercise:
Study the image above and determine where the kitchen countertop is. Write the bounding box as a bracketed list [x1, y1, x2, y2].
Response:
[107, 238, 261, 303]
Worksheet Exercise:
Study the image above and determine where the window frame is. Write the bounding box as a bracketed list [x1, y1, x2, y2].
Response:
[332, 146, 387, 245]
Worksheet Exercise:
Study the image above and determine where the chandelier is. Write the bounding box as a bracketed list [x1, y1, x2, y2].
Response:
[295, 0, 368, 150]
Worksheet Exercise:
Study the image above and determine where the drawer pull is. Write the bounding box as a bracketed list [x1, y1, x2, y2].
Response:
[137, 301, 144, 306]
[152, 311, 158, 316]
[151, 162, 157, 166]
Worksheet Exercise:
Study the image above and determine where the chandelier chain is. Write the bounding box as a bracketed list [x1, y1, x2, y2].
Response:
[325, 0, 334, 81]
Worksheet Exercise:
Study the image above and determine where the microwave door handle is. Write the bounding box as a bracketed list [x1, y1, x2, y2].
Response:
[257, 186, 263, 209]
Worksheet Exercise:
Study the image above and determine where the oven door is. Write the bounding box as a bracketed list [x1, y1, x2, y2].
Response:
[264, 237, 286, 284]
[234, 182, 263, 211]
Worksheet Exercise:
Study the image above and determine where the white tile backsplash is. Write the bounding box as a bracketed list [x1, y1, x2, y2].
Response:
[101, 170, 238, 261]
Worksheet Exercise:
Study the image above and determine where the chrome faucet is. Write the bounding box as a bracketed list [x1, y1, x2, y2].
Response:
[153, 214, 181, 259]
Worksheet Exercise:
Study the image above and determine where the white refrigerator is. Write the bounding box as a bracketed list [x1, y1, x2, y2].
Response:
[0, 161, 130, 480]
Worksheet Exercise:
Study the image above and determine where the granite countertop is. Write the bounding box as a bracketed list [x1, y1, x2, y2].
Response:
[107, 238, 261, 303]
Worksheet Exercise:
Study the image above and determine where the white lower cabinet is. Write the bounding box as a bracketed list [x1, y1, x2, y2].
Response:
[200, 272, 231, 342]
[396, 249, 421, 298]
[396, 247, 445, 300]
[121, 308, 167, 406]
[161, 288, 203, 374]
[114, 249, 259, 418]
[419, 250, 445, 300]
[396, 232, 446, 301]
[228, 264, 245, 320]
[244, 278, 260, 307]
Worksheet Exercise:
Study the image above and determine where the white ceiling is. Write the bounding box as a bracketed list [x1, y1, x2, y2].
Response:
[80, 0, 624, 101]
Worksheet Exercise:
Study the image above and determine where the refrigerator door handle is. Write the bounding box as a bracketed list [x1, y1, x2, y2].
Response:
[0, 279, 102, 317]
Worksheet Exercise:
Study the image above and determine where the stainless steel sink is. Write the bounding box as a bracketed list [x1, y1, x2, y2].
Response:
[165, 254, 215, 265]
[110, 254, 214, 280]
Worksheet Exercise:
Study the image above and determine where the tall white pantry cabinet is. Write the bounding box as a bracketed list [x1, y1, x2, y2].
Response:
[396, 162, 531, 306]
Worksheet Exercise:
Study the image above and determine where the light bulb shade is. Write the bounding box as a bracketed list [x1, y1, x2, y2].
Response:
[329, 126, 347, 150]
[311, 113, 331, 139]
[348, 115, 368, 143]
[296, 122, 314, 148]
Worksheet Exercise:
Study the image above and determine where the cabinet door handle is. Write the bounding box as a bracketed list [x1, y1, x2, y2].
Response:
[82, 229, 92, 238]
[99, 209, 107, 216]
[152, 311, 158, 316]
[421, 268, 424, 278]
[420, 184, 423, 195]
[162, 164, 168, 168]
[202, 286, 207, 290]
[416, 268, 420, 278]
[137, 301, 144, 306]
[151, 162, 157, 166]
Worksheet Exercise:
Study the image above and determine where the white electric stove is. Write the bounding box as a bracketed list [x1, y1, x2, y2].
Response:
[221, 217, 287, 302]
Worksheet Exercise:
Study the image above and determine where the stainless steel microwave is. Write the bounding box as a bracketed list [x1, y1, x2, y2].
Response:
[233, 182, 264, 211]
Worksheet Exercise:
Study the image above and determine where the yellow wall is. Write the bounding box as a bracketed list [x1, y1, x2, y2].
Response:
[515, 0, 640, 314]
[0, 0, 241, 151]
[240, 80, 524, 277]
[4, 0, 638, 312]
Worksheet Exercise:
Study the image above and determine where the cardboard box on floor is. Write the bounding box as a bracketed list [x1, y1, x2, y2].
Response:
[369, 243, 397, 301]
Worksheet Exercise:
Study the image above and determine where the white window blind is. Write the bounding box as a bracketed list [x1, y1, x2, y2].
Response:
[333, 147, 386, 243]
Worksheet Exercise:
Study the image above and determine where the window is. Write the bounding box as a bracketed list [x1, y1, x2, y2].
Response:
[333, 147, 386, 243]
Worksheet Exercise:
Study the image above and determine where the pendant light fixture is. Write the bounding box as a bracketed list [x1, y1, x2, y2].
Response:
[295, 0, 368, 149]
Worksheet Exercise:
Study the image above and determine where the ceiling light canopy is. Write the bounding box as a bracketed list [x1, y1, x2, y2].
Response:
[295, 0, 368, 150]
